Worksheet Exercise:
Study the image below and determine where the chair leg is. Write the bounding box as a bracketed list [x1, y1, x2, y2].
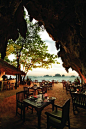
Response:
[73, 104, 75, 114]
[73, 104, 79, 115]
[16, 106, 18, 116]
[68, 117, 70, 129]
[47, 115, 49, 129]
[32, 107, 33, 114]
[21, 109, 22, 119]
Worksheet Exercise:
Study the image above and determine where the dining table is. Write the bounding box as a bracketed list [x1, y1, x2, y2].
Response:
[23, 94, 56, 129]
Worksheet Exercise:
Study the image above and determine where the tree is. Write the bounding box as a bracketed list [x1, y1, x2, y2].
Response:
[5, 18, 59, 75]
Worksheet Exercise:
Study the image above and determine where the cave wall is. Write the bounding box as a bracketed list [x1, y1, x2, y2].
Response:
[0, 0, 86, 82]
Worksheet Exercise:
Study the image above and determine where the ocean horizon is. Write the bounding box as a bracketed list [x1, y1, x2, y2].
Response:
[7, 75, 80, 83]
[25, 75, 80, 83]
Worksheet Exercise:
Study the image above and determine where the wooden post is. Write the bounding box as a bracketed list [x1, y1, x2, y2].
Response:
[15, 74, 18, 89]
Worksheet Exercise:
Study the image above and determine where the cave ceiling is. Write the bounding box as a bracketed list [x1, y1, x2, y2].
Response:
[0, 0, 86, 80]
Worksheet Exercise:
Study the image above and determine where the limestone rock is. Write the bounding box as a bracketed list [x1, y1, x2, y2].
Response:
[0, 0, 86, 82]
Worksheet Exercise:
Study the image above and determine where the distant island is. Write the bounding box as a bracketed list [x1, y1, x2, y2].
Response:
[27, 74, 76, 77]
[44, 75, 52, 77]
[43, 74, 76, 77]
[54, 74, 61, 77]
[62, 74, 65, 77]
[71, 75, 75, 77]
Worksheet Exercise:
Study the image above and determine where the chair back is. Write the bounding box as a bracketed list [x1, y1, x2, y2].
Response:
[40, 81, 44, 87]
[42, 80, 45, 83]
[71, 92, 86, 108]
[48, 82, 52, 88]
[66, 83, 70, 93]
[35, 80, 38, 83]
[42, 86, 47, 93]
[52, 80, 54, 85]
[23, 87, 29, 98]
[39, 82, 43, 87]
[16, 91, 25, 102]
[23, 86, 28, 91]
[33, 84, 37, 89]
[62, 80, 67, 89]
[61, 99, 70, 128]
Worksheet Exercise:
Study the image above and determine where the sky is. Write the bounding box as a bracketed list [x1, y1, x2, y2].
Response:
[27, 29, 78, 76]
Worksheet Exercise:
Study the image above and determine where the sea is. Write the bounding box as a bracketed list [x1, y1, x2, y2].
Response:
[7, 75, 80, 83]
[25, 76, 80, 83]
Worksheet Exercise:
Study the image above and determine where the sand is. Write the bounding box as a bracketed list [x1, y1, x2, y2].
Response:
[0, 83, 86, 129]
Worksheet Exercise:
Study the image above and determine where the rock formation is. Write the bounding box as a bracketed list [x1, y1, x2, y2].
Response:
[0, 0, 86, 82]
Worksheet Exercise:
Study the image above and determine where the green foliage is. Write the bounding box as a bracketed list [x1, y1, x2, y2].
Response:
[6, 17, 59, 74]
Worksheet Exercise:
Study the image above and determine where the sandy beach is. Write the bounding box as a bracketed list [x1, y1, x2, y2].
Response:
[0, 82, 86, 129]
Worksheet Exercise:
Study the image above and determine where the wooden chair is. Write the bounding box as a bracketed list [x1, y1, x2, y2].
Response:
[42, 80, 45, 83]
[9, 83, 15, 90]
[35, 80, 38, 83]
[52, 80, 54, 86]
[69, 85, 76, 95]
[71, 92, 86, 114]
[3, 81, 10, 90]
[48, 82, 52, 90]
[16, 91, 33, 119]
[38, 86, 47, 94]
[32, 84, 38, 95]
[62, 80, 67, 89]
[66, 83, 71, 94]
[45, 99, 70, 129]
[39, 82, 44, 87]
[23, 87, 34, 97]
[0, 81, 2, 91]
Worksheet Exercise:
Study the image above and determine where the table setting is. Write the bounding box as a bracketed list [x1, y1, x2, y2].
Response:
[27, 93, 56, 107]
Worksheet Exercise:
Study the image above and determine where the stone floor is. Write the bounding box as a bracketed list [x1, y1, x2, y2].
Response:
[0, 83, 86, 129]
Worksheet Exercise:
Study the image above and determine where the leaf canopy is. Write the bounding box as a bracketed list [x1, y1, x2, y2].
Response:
[6, 17, 59, 74]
